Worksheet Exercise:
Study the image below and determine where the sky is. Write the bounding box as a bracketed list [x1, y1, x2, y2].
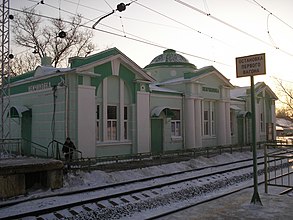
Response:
[9, 0, 293, 93]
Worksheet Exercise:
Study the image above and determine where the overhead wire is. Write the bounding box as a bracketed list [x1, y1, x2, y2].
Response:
[64, 0, 208, 33]
[19, 0, 293, 84]
[174, 0, 293, 57]
[59, 0, 232, 47]
[251, 0, 293, 32]
[266, 13, 279, 50]
[26, 1, 160, 46]
[8, 6, 230, 66]
[133, 1, 230, 46]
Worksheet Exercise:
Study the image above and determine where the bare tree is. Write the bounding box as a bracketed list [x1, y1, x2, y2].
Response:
[10, 53, 40, 76]
[275, 78, 293, 119]
[11, 8, 95, 73]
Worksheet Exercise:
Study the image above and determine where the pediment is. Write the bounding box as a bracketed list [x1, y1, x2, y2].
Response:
[72, 48, 155, 83]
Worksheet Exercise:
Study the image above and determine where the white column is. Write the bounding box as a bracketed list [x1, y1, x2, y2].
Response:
[185, 98, 195, 148]
[136, 91, 150, 153]
[102, 78, 107, 141]
[271, 102, 276, 140]
[78, 86, 96, 157]
[119, 79, 124, 141]
[225, 102, 231, 145]
[217, 101, 226, 145]
[194, 98, 202, 147]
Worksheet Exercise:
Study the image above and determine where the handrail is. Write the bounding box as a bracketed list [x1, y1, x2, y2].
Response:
[47, 139, 83, 160]
[22, 138, 49, 158]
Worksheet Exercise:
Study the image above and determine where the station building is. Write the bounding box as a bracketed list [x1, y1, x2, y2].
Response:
[6, 48, 278, 157]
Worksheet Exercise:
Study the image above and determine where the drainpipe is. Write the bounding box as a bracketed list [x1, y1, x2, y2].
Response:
[182, 93, 185, 149]
[65, 85, 69, 138]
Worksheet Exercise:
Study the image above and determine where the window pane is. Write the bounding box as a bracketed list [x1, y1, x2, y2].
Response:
[171, 110, 180, 120]
[204, 122, 209, 135]
[96, 121, 99, 141]
[124, 121, 127, 139]
[96, 105, 99, 119]
[204, 111, 209, 120]
[107, 106, 117, 119]
[112, 121, 117, 139]
[171, 122, 175, 135]
[176, 122, 181, 136]
[124, 106, 128, 120]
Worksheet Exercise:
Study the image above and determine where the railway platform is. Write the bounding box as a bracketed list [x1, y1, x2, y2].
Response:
[158, 186, 293, 219]
[0, 157, 63, 199]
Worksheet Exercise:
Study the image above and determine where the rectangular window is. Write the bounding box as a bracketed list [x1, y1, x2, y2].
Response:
[260, 113, 264, 132]
[230, 111, 234, 136]
[124, 106, 128, 139]
[96, 105, 99, 141]
[107, 105, 117, 140]
[211, 103, 215, 135]
[203, 101, 215, 136]
[204, 110, 209, 135]
[171, 109, 181, 137]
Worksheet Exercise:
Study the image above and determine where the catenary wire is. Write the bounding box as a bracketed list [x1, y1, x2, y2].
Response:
[174, 0, 293, 57]
[8, 6, 229, 66]
[251, 0, 293, 32]
[9, 2, 293, 85]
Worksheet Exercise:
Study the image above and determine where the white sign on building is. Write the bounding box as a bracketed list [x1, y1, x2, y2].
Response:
[236, 53, 266, 78]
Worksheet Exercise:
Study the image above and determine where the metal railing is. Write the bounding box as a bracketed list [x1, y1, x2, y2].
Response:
[22, 138, 49, 158]
[47, 139, 83, 160]
[70, 143, 268, 172]
[264, 143, 293, 194]
[0, 138, 22, 158]
[0, 138, 81, 160]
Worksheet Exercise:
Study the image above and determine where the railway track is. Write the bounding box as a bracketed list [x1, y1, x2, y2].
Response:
[0, 156, 290, 219]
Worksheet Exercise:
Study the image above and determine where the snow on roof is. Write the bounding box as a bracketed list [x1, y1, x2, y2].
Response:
[230, 86, 249, 99]
[34, 66, 71, 77]
[149, 84, 182, 94]
[156, 77, 186, 85]
[276, 118, 293, 128]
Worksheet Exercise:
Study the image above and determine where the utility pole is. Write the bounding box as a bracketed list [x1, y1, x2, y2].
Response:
[0, 0, 12, 140]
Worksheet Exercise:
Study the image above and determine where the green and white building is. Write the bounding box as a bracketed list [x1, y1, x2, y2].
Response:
[5, 48, 278, 157]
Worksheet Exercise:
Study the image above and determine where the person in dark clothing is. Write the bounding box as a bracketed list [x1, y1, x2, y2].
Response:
[62, 137, 76, 161]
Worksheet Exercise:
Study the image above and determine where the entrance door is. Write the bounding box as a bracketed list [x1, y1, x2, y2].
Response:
[237, 118, 244, 146]
[151, 119, 163, 154]
[21, 110, 32, 155]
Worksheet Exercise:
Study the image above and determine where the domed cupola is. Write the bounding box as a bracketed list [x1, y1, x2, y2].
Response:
[145, 49, 196, 69]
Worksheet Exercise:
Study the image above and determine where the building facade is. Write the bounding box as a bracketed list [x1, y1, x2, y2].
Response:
[4, 48, 278, 157]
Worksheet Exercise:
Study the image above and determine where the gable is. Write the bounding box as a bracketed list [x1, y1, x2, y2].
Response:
[187, 66, 234, 89]
[72, 47, 155, 83]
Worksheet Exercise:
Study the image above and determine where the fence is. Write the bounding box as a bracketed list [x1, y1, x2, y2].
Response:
[264, 143, 293, 194]
[0, 138, 82, 161]
[70, 143, 264, 172]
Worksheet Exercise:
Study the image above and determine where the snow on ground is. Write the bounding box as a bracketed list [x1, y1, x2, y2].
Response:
[62, 151, 256, 192]
[1, 149, 293, 220]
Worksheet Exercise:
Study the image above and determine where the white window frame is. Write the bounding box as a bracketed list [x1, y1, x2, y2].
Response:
[96, 105, 100, 141]
[202, 101, 216, 137]
[124, 106, 128, 140]
[171, 109, 181, 137]
[107, 105, 118, 140]
[260, 112, 264, 133]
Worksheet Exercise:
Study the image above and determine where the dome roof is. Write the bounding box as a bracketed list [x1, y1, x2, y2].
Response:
[145, 49, 195, 68]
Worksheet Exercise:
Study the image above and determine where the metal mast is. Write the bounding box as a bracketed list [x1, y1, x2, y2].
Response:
[0, 0, 11, 140]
